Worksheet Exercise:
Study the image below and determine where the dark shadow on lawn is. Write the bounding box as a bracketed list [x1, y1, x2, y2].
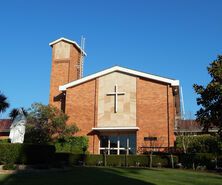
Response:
[0, 167, 156, 185]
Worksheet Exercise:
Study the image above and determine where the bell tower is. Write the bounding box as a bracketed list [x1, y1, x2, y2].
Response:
[49, 37, 86, 111]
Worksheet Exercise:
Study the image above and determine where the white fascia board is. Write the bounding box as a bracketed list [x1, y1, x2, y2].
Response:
[171, 80, 180, 86]
[59, 66, 120, 91]
[49, 37, 87, 56]
[59, 66, 179, 91]
[116, 66, 180, 86]
[92, 127, 140, 131]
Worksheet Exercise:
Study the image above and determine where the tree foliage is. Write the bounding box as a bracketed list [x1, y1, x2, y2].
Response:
[193, 55, 222, 136]
[0, 92, 9, 114]
[9, 107, 28, 121]
[55, 136, 88, 154]
[25, 103, 79, 143]
[176, 134, 221, 153]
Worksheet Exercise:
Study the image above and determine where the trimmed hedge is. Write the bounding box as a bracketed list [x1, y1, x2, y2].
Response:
[0, 139, 9, 144]
[55, 154, 178, 167]
[0, 143, 55, 164]
[54, 152, 82, 165]
[127, 155, 149, 166]
[85, 155, 103, 166]
[1, 143, 220, 170]
[178, 153, 221, 169]
[54, 136, 88, 154]
[2, 163, 17, 170]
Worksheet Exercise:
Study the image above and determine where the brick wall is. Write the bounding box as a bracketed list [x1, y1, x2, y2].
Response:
[136, 77, 175, 153]
[49, 41, 81, 110]
[64, 76, 176, 154]
[65, 79, 99, 154]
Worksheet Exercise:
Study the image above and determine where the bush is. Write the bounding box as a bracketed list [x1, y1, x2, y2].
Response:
[0, 139, 9, 144]
[178, 153, 221, 169]
[59, 154, 177, 168]
[54, 154, 104, 166]
[84, 155, 148, 167]
[0, 143, 55, 164]
[24, 103, 79, 144]
[24, 126, 50, 144]
[106, 155, 125, 166]
[217, 155, 222, 167]
[2, 163, 17, 170]
[152, 155, 170, 167]
[176, 135, 222, 153]
[54, 136, 88, 154]
[85, 155, 103, 166]
[54, 153, 82, 166]
[86, 154, 177, 167]
[127, 155, 149, 167]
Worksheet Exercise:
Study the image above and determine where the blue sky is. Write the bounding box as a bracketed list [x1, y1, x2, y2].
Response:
[0, 0, 222, 118]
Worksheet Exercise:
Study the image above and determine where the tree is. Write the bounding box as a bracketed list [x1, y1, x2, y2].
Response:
[193, 55, 222, 137]
[176, 112, 197, 153]
[9, 107, 28, 121]
[0, 92, 9, 114]
[177, 121, 196, 154]
[25, 103, 79, 143]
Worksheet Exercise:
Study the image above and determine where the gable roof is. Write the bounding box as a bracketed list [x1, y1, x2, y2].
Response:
[0, 119, 12, 132]
[59, 66, 179, 91]
[49, 37, 87, 56]
[175, 119, 218, 133]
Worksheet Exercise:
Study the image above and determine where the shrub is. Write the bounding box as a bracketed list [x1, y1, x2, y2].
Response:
[54, 136, 88, 154]
[0, 143, 55, 164]
[127, 155, 149, 166]
[178, 153, 221, 169]
[25, 126, 50, 144]
[0, 139, 9, 144]
[2, 163, 17, 170]
[25, 103, 79, 144]
[71, 154, 176, 167]
[0, 144, 24, 164]
[152, 155, 170, 167]
[176, 135, 221, 153]
[54, 153, 82, 166]
[217, 155, 222, 167]
[194, 153, 217, 169]
[106, 155, 125, 166]
[85, 155, 103, 166]
[86, 154, 177, 167]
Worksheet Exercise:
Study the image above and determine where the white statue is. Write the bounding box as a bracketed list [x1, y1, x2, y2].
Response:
[9, 109, 27, 143]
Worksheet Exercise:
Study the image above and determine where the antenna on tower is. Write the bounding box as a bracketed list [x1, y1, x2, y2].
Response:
[180, 86, 186, 120]
[79, 36, 85, 78]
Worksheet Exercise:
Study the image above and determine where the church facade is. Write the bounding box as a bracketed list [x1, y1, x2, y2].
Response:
[49, 37, 181, 155]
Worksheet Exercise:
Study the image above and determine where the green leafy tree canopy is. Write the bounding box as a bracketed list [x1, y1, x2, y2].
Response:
[193, 55, 222, 136]
[9, 107, 28, 121]
[25, 103, 79, 143]
[0, 92, 9, 114]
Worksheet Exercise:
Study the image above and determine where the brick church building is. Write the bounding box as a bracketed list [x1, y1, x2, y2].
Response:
[49, 37, 181, 155]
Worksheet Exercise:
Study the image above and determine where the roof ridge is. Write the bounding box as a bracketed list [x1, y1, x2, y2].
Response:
[59, 66, 179, 91]
[49, 37, 87, 56]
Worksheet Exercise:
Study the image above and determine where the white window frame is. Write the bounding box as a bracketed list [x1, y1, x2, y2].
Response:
[99, 136, 132, 155]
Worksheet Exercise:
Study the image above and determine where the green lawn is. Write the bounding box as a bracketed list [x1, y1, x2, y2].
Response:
[0, 167, 221, 185]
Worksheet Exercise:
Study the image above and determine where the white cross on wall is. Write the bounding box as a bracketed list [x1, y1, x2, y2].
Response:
[107, 84, 125, 113]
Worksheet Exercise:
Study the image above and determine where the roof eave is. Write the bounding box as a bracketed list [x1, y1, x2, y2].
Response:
[49, 37, 87, 56]
[59, 66, 180, 91]
[92, 127, 140, 131]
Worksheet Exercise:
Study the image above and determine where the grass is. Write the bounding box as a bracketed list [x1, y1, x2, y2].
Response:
[0, 167, 221, 185]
